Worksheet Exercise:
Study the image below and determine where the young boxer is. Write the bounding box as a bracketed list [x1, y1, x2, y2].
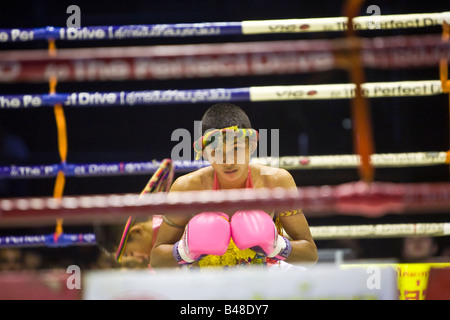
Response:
[150, 103, 318, 268]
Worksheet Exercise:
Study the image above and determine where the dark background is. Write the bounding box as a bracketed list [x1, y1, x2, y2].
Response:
[0, 0, 449, 263]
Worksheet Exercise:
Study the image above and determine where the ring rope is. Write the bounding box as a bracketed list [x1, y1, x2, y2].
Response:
[0, 160, 175, 250]
[0, 233, 96, 248]
[310, 223, 450, 239]
[0, 12, 449, 43]
[1, 181, 450, 226]
[0, 80, 443, 109]
[0, 35, 445, 61]
[1, 222, 448, 249]
[0, 35, 448, 83]
[1, 151, 448, 179]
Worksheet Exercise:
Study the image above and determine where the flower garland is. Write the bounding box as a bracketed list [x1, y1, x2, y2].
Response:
[198, 238, 265, 268]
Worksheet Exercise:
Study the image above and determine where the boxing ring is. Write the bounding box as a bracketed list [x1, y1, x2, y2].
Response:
[1, 6, 450, 300]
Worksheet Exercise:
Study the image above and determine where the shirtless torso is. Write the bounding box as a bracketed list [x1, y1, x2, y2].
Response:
[151, 164, 318, 268]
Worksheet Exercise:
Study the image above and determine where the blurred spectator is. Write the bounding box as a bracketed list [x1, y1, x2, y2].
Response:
[401, 236, 440, 263]
[0, 248, 23, 271]
[22, 249, 43, 270]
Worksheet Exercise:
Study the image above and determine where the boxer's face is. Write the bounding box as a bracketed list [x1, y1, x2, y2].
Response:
[119, 224, 153, 265]
[206, 136, 250, 185]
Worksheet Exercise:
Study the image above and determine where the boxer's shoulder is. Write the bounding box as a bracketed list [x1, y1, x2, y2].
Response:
[249, 164, 295, 188]
[170, 166, 214, 192]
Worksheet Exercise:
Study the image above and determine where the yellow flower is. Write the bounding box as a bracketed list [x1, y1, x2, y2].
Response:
[198, 255, 220, 268]
[198, 238, 264, 268]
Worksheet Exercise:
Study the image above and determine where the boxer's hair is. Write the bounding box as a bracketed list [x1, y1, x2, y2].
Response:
[94, 221, 127, 254]
[94, 216, 147, 254]
[201, 103, 252, 136]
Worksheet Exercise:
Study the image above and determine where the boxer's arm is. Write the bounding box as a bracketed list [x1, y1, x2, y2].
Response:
[150, 175, 197, 268]
[279, 212, 318, 264]
[268, 168, 318, 265]
[150, 216, 185, 268]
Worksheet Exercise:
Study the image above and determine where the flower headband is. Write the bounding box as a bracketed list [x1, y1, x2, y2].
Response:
[193, 126, 259, 160]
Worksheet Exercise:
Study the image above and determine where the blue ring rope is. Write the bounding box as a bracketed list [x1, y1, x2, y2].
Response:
[0, 23, 242, 42]
[0, 233, 96, 248]
[0, 88, 250, 109]
[0, 161, 209, 179]
[0, 12, 449, 42]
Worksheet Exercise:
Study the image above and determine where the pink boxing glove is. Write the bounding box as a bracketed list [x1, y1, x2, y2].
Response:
[231, 210, 292, 261]
[173, 212, 231, 265]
